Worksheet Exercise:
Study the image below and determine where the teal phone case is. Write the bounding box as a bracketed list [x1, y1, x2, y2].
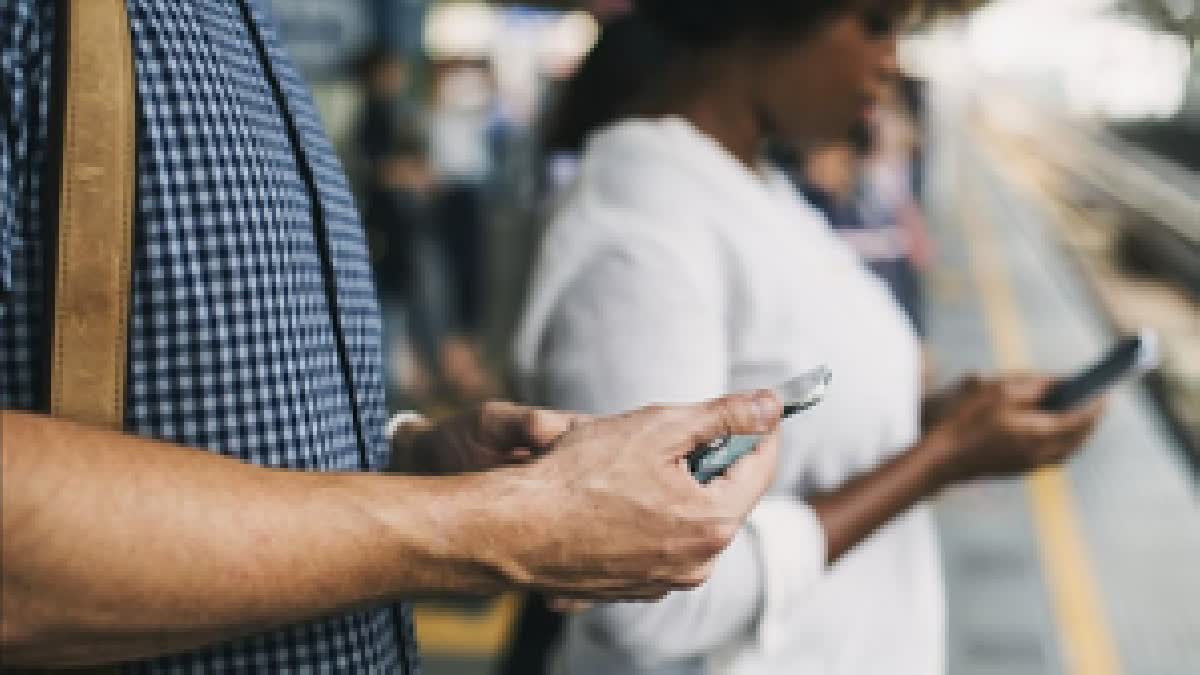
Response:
[687, 365, 831, 483]
[689, 434, 761, 484]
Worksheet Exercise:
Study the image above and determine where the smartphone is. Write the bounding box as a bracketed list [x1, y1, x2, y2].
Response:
[689, 365, 832, 484]
[1039, 330, 1160, 412]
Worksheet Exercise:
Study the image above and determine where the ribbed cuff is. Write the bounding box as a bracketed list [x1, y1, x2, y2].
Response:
[385, 411, 428, 443]
[745, 496, 828, 654]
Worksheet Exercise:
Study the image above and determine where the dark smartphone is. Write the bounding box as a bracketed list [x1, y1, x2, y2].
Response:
[1039, 331, 1159, 412]
[690, 366, 832, 484]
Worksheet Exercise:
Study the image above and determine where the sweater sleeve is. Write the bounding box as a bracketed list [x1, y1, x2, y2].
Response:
[530, 227, 829, 663]
[578, 497, 827, 663]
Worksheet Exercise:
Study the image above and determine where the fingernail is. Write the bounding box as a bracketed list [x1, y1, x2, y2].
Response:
[753, 391, 779, 432]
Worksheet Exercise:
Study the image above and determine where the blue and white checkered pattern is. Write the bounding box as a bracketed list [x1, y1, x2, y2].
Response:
[0, 0, 419, 671]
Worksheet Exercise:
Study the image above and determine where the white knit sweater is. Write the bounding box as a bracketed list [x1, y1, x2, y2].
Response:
[515, 116, 944, 675]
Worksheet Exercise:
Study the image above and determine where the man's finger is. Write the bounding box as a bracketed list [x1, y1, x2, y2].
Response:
[705, 432, 779, 514]
[527, 410, 593, 449]
[680, 390, 782, 455]
[478, 402, 584, 451]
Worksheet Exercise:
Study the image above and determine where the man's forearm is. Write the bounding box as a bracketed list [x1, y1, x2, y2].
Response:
[0, 411, 517, 666]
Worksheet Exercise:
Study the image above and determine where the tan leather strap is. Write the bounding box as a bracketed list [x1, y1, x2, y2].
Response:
[50, 0, 136, 431]
[11, 3, 135, 669]
[17, 4, 132, 672]
[17, 3, 135, 671]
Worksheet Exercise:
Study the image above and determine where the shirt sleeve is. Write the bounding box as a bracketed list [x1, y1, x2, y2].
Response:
[0, 43, 14, 293]
[0, 0, 34, 296]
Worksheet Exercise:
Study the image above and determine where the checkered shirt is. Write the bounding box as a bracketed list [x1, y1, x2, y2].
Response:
[0, 0, 420, 671]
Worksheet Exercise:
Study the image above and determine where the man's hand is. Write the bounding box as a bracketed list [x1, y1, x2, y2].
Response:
[468, 390, 782, 601]
[389, 403, 590, 475]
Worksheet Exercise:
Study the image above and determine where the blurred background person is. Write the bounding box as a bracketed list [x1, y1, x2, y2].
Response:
[428, 60, 504, 402]
[788, 117, 930, 336]
[851, 80, 932, 335]
[355, 47, 450, 406]
[514, 2, 1104, 674]
[355, 47, 502, 406]
[539, 11, 679, 204]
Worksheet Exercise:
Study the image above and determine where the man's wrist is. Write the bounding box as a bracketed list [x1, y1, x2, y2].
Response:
[359, 469, 534, 596]
[443, 469, 542, 588]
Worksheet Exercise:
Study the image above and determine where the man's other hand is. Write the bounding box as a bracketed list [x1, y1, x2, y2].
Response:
[389, 403, 590, 475]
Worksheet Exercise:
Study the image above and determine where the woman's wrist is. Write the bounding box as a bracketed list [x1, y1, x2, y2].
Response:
[908, 426, 964, 495]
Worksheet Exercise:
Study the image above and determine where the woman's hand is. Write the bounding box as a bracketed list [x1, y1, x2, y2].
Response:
[922, 374, 1106, 488]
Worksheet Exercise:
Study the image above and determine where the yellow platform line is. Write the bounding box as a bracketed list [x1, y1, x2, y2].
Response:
[960, 167, 1122, 675]
[414, 593, 522, 657]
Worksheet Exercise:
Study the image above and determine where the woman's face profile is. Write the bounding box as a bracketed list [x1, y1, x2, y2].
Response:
[751, 4, 903, 144]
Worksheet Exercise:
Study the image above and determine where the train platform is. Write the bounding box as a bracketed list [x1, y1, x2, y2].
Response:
[414, 96, 1200, 675]
[925, 91, 1200, 674]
